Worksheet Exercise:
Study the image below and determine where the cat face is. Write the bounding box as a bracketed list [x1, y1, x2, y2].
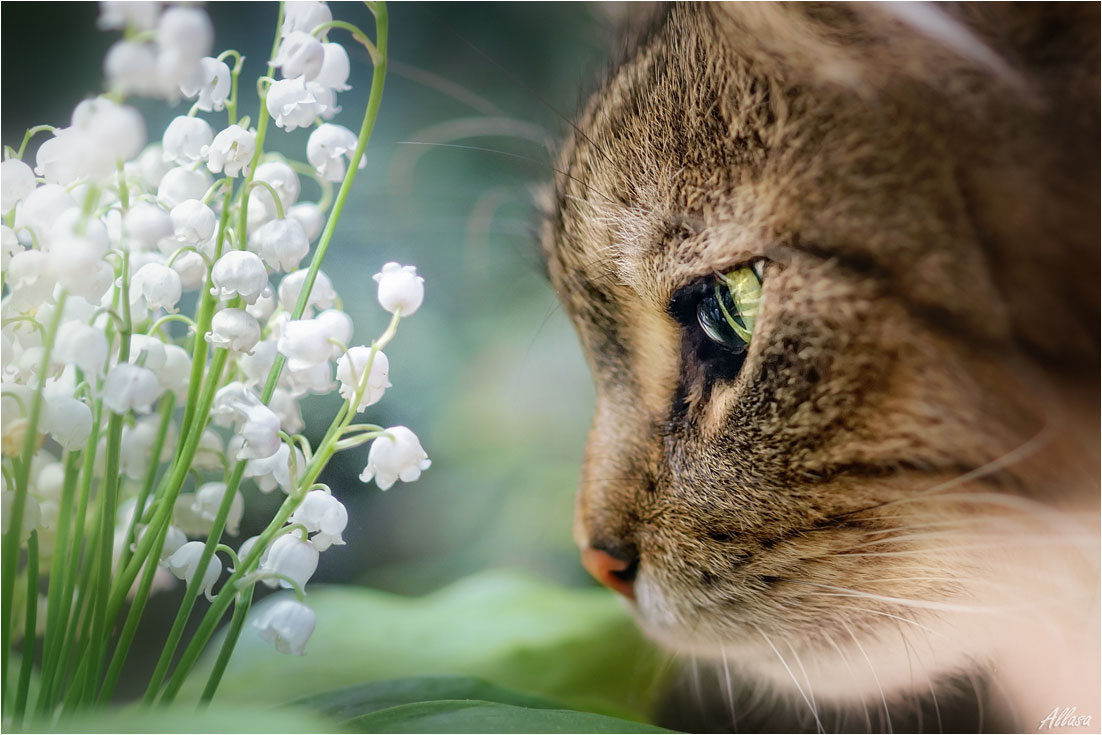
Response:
[543, 3, 1098, 712]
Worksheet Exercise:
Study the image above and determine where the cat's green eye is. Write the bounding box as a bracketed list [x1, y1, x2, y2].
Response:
[696, 263, 763, 352]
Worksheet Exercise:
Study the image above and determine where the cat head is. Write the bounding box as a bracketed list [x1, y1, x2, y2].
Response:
[542, 2, 1098, 705]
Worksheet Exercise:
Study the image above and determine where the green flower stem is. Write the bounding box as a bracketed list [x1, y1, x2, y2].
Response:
[218, 50, 245, 127]
[198, 584, 253, 705]
[245, 180, 286, 220]
[117, 392, 176, 573]
[1, 289, 67, 708]
[15, 124, 55, 160]
[34, 449, 82, 714]
[97, 520, 171, 703]
[310, 20, 378, 61]
[14, 531, 39, 726]
[284, 159, 334, 213]
[142, 458, 246, 703]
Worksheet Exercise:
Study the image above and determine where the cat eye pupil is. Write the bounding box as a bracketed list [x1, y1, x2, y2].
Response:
[695, 264, 762, 353]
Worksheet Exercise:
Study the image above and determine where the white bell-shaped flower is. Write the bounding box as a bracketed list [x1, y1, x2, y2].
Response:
[245, 285, 277, 322]
[53, 321, 109, 377]
[180, 57, 231, 112]
[98, 1, 159, 31]
[255, 161, 301, 210]
[191, 482, 245, 536]
[244, 442, 303, 494]
[359, 426, 431, 490]
[211, 250, 268, 304]
[138, 524, 188, 561]
[266, 77, 319, 132]
[160, 344, 193, 400]
[261, 534, 318, 590]
[211, 381, 262, 427]
[336, 346, 390, 411]
[165, 541, 221, 599]
[280, 361, 333, 397]
[235, 535, 264, 570]
[120, 415, 163, 480]
[278, 268, 337, 314]
[373, 262, 424, 316]
[207, 308, 261, 353]
[42, 395, 93, 451]
[104, 40, 160, 97]
[49, 211, 110, 287]
[5, 250, 57, 313]
[158, 166, 211, 208]
[205, 125, 256, 177]
[125, 202, 174, 251]
[1, 159, 35, 212]
[2, 226, 22, 269]
[170, 199, 216, 244]
[128, 334, 168, 372]
[287, 203, 324, 242]
[163, 116, 214, 166]
[237, 405, 282, 460]
[306, 124, 364, 183]
[315, 43, 351, 91]
[316, 309, 352, 358]
[130, 262, 183, 312]
[306, 82, 340, 121]
[132, 144, 174, 190]
[275, 31, 325, 81]
[276, 311, 348, 371]
[254, 598, 315, 656]
[193, 428, 225, 471]
[1, 491, 41, 543]
[102, 363, 163, 414]
[14, 184, 77, 247]
[236, 339, 277, 388]
[282, 0, 331, 36]
[249, 218, 309, 272]
[289, 490, 347, 551]
[70, 97, 147, 163]
[157, 6, 213, 60]
[269, 388, 305, 434]
[171, 250, 207, 291]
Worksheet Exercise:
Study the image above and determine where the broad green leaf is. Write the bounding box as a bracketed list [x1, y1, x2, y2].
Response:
[31, 703, 338, 733]
[292, 674, 566, 720]
[345, 699, 674, 734]
[185, 571, 665, 721]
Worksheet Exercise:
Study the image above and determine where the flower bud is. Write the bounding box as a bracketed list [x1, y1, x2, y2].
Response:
[287, 203, 324, 242]
[373, 262, 424, 316]
[359, 426, 431, 490]
[207, 308, 261, 353]
[237, 405, 282, 461]
[157, 6, 214, 60]
[53, 322, 108, 377]
[98, 1, 159, 31]
[245, 442, 303, 494]
[158, 166, 211, 208]
[43, 395, 93, 451]
[170, 199, 216, 244]
[104, 40, 160, 96]
[278, 268, 337, 314]
[306, 123, 364, 183]
[125, 202, 174, 250]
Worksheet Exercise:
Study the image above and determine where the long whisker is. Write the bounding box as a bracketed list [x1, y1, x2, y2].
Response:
[751, 622, 825, 733]
[839, 618, 893, 735]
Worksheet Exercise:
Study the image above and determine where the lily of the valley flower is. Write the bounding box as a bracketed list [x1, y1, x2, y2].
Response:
[207, 308, 261, 353]
[236, 404, 283, 461]
[158, 166, 211, 208]
[53, 321, 109, 376]
[170, 199, 216, 244]
[335, 346, 389, 411]
[162, 116, 214, 166]
[281, 1, 331, 37]
[253, 598, 315, 656]
[315, 43, 351, 91]
[130, 262, 183, 312]
[191, 481, 245, 536]
[1, 159, 36, 212]
[306, 124, 364, 183]
[102, 363, 163, 414]
[165, 541, 222, 599]
[205, 124, 256, 177]
[42, 395, 93, 451]
[359, 426, 430, 490]
[289, 490, 347, 551]
[278, 268, 337, 314]
[266, 77, 319, 132]
[261, 533, 318, 590]
[125, 202, 174, 250]
[274, 32, 325, 81]
[373, 262, 424, 316]
[180, 56, 231, 112]
[250, 218, 309, 272]
[211, 250, 269, 304]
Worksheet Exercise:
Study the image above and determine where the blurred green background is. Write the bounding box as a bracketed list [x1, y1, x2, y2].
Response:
[3, 1, 650, 710]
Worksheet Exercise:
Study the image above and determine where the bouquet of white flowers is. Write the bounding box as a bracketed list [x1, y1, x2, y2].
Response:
[1, 0, 429, 722]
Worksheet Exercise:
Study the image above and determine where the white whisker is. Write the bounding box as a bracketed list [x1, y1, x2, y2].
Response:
[751, 622, 826, 733]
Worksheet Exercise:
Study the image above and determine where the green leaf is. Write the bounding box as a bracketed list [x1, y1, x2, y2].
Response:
[29, 703, 338, 734]
[292, 675, 566, 721]
[184, 571, 665, 721]
[345, 699, 674, 734]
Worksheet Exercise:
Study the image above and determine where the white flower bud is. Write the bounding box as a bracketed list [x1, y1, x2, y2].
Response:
[287, 203, 324, 242]
[373, 262, 424, 316]
[169, 199, 216, 245]
[104, 40, 160, 96]
[336, 347, 390, 411]
[163, 116, 214, 166]
[191, 482, 245, 536]
[250, 218, 309, 272]
[282, 1, 331, 36]
[207, 308, 261, 353]
[34, 130, 100, 186]
[254, 598, 315, 656]
[277, 318, 332, 371]
[275, 32, 325, 81]
[53, 321, 108, 376]
[266, 77, 319, 132]
[205, 125, 256, 177]
[165, 541, 222, 599]
[211, 250, 268, 304]
[359, 426, 431, 490]
[125, 202, 174, 250]
[237, 405, 282, 461]
[289, 490, 347, 551]
[180, 57, 231, 112]
[1, 159, 35, 212]
[98, 1, 160, 31]
[315, 43, 351, 91]
[43, 395, 93, 451]
[103, 363, 163, 414]
[235, 535, 264, 571]
[131, 262, 183, 312]
[158, 166, 211, 208]
[306, 123, 364, 183]
[157, 6, 213, 59]
[278, 268, 336, 314]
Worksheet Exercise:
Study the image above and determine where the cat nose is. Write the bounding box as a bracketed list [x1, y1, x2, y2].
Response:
[581, 546, 638, 600]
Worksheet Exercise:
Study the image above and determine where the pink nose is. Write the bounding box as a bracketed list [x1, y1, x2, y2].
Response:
[581, 547, 637, 600]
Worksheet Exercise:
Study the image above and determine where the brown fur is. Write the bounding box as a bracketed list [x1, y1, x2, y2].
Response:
[542, 3, 1099, 731]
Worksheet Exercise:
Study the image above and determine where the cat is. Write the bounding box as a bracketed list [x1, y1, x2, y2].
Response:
[540, 3, 1100, 732]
